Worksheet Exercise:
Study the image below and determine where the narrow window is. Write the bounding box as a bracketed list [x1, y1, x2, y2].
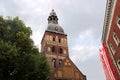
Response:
[52, 58, 56, 68]
[52, 46, 55, 52]
[59, 39, 61, 43]
[60, 48, 63, 54]
[50, 17, 52, 20]
[118, 20, 120, 25]
[53, 37, 55, 41]
[59, 59, 62, 64]
[109, 43, 116, 55]
[117, 59, 120, 70]
[113, 32, 120, 46]
[53, 17, 55, 20]
[117, 17, 120, 29]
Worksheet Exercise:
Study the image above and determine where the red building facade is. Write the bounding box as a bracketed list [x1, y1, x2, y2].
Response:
[101, 0, 120, 79]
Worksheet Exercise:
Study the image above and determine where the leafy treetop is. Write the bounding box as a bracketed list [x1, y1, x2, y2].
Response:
[0, 16, 51, 80]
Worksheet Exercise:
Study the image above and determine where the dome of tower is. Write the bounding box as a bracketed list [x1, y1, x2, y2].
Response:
[46, 9, 65, 34]
[46, 23, 64, 34]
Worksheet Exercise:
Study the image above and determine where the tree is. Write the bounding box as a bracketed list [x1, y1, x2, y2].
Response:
[0, 16, 51, 80]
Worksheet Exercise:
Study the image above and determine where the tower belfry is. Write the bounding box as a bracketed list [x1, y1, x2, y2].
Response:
[48, 9, 58, 24]
[41, 10, 86, 80]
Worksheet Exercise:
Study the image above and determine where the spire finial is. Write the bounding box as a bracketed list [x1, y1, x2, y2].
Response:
[49, 9, 56, 16]
[52, 9, 54, 12]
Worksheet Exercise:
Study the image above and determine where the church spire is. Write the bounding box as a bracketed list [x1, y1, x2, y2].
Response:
[48, 9, 58, 24]
[46, 9, 65, 34]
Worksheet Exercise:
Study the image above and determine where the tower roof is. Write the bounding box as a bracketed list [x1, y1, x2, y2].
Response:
[46, 9, 65, 34]
[49, 9, 57, 16]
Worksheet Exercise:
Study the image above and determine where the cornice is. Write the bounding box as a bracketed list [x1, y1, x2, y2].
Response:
[102, 0, 115, 41]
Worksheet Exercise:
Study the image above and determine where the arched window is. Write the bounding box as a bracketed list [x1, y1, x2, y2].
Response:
[60, 48, 63, 54]
[59, 59, 62, 64]
[50, 17, 52, 20]
[53, 17, 55, 20]
[52, 46, 55, 52]
[52, 58, 56, 68]
[59, 38, 61, 43]
[53, 37, 55, 41]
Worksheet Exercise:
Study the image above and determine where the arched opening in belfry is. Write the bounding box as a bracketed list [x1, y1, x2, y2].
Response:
[52, 58, 56, 68]
[52, 46, 55, 52]
[60, 48, 63, 54]
[59, 59, 62, 64]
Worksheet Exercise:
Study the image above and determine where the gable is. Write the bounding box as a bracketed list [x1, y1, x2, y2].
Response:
[51, 57, 86, 80]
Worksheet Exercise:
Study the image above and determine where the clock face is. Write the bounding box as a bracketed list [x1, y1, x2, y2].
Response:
[55, 26, 58, 31]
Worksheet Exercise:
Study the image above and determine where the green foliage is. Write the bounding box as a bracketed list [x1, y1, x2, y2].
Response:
[0, 16, 50, 80]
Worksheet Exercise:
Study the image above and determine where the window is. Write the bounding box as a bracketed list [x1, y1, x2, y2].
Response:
[117, 59, 120, 70]
[53, 37, 55, 41]
[118, 20, 120, 25]
[59, 39, 61, 43]
[117, 17, 120, 29]
[113, 32, 120, 46]
[59, 59, 62, 64]
[60, 48, 63, 54]
[109, 43, 116, 55]
[52, 46, 55, 52]
[50, 17, 52, 20]
[52, 58, 56, 68]
[53, 17, 55, 20]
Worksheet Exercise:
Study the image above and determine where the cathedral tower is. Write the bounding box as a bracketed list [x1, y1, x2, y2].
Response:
[41, 9, 68, 69]
[41, 10, 86, 80]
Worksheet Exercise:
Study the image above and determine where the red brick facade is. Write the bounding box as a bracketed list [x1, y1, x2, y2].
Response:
[41, 31, 68, 70]
[101, 0, 120, 79]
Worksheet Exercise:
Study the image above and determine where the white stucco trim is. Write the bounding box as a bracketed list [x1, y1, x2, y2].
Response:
[106, 0, 117, 42]
[107, 43, 120, 76]
[102, 0, 117, 42]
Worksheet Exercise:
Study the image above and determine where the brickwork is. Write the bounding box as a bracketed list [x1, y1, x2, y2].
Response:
[41, 10, 86, 80]
[102, 0, 120, 78]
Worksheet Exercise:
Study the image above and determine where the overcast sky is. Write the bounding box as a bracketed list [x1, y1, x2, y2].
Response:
[0, 0, 107, 80]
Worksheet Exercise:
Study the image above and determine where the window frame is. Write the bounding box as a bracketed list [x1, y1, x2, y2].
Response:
[59, 59, 62, 64]
[117, 17, 120, 29]
[117, 59, 120, 70]
[109, 43, 116, 55]
[60, 48, 63, 54]
[53, 37, 55, 41]
[113, 32, 120, 46]
[52, 58, 56, 68]
[59, 38, 61, 43]
[51, 46, 55, 52]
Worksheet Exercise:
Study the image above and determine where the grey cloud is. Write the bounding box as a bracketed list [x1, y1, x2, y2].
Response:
[71, 56, 106, 80]
[53, 0, 106, 41]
